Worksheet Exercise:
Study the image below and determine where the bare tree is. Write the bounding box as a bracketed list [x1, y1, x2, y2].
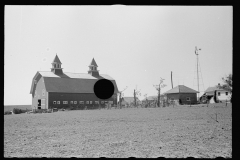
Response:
[133, 86, 141, 108]
[144, 94, 149, 108]
[118, 86, 128, 109]
[153, 77, 167, 107]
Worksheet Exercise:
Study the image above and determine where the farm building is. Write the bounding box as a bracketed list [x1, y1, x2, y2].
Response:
[141, 95, 166, 106]
[30, 55, 119, 111]
[201, 84, 231, 103]
[120, 97, 141, 107]
[164, 85, 199, 105]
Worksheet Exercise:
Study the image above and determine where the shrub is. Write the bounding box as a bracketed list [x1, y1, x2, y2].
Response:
[4, 111, 12, 115]
[13, 108, 23, 114]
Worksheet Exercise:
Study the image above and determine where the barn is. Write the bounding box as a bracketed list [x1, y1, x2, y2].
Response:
[164, 85, 199, 105]
[30, 55, 119, 111]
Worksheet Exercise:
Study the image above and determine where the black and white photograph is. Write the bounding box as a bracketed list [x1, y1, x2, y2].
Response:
[4, 5, 232, 158]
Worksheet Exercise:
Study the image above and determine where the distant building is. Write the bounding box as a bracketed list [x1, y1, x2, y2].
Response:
[30, 55, 119, 110]
[203, 84, 231, 103]
[164, 85, 199, 105]
[121, 97, 141, 106]
[141, 95, 166, 106]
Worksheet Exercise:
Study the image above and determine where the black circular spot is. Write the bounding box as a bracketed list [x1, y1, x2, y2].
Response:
[94, 79, 114, 100]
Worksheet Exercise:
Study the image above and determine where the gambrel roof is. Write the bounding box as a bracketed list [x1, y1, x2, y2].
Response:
[164, 85, 199, 94]
[30, 71, 118, 94]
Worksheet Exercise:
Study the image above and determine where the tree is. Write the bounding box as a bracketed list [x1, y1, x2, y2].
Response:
[118, 86, 128, 109]
[144, 94, 149, 108]
[153, 77, 167, 107]
[218, 73, 232, 102]
[133, 86, 141, 108]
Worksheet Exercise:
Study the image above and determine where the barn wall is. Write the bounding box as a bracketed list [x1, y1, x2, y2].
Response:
[166, 93, 197, 104]
[179, 93, 197, 104]
[48, 92, 118, 109]
[166, 93, 180, 102]
[32, 77, 47, 110]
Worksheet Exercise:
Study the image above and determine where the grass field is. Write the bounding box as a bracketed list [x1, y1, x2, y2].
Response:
[4, 105, 32, 112]
[4, 104, 232, 158]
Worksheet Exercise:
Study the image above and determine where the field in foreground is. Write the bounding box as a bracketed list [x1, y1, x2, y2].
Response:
[4, 104, 232, 158]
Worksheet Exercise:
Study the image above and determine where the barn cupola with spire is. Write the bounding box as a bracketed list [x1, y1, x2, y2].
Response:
[88, 58, 99, 77]
[51, 54, 63, 75]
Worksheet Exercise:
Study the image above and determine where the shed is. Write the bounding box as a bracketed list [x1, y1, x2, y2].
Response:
[164, 85, 199, 105]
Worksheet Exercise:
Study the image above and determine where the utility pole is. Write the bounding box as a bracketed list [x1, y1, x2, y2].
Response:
[171, 71, 173, 89]
[118, 86, 128, 109]
[153, 77, 166, 107]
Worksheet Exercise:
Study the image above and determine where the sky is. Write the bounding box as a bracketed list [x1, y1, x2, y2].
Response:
[4, 5, 232, 105]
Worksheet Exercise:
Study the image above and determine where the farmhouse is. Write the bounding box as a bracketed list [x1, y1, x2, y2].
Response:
[164, 85, 199, 105]
[30, 55, 119, 111]
[203, 84, 231, 103]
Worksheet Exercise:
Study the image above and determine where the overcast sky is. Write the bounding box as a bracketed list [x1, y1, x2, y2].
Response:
[4, 5, 232, 105]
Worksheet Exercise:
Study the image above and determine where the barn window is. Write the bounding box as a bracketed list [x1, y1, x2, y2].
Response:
[74, 101, 77, 104]
[95, 101, 99, 104]
[86, 101, 89, 104]
[70, 101, 73, 104]
[90, 101, 92, 104]
[80, 101, 84, 104]
[53, 101, 56, 104]
[101, 101, 104, 104]
[186, 97, 190, 101]
[226, 92, 228, 95]
[218, 92, 221, 96]
[57, 101, 60, 104]
[42, 89, 45, 96]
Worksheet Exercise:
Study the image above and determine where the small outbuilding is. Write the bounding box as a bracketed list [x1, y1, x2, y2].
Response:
[164, 85, 199, 105]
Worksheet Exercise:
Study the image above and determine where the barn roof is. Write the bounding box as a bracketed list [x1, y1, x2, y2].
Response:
[164, 85, 199, 94]
[89, 58, 98, 67]
[30, 71, 118, 94]
[52, 55, 62, 64]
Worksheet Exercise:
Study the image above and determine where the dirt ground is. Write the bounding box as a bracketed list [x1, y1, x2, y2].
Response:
[4, 104, 232, 158]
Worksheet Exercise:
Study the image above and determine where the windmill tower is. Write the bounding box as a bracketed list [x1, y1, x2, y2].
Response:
[193, 46, 205, 101]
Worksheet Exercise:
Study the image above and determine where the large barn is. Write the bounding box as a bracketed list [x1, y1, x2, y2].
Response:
[30, 55, 119, 110]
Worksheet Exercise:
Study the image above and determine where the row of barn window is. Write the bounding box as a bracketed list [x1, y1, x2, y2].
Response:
[52, 100, 113, 105]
